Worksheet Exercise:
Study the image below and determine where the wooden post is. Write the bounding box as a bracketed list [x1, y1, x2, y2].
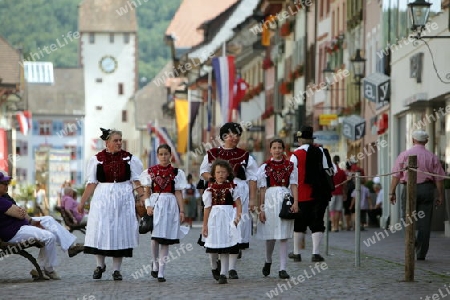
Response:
[354, 172, 361, 267]
[405, 155, 417, 282]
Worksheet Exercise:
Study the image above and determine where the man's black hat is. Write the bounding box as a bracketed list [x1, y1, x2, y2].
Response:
[296, 125, 316, 140]
[220, 122, 243, 141]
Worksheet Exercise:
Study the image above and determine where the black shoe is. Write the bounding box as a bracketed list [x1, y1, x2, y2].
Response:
[112, 270, 122, 281]
[151, 271, 158, 278]
[288, 252, 295, 259]
[68, 243, 84, 258]
[218, 275, 228, 284]
[312, 254, 325, 262]
[279, 270, 290, 279]
[292, 254, 302, 262]
[212, 268, 220, 281]
[228, 269, 239, 279]
[262, 262, 271, 277]
[93, 265, 106, 279]
[417, 257, 425, 261]
[158, 277, 166, 282]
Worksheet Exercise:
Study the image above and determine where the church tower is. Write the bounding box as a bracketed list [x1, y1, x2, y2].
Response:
[79, 0, 139, 162]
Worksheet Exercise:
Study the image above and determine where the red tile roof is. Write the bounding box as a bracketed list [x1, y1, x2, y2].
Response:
[166, 0, 239, 49]
[79, 0, 137, 33]
[0, 36, 21, 86]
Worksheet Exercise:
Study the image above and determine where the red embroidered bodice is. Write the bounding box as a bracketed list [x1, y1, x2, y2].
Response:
[96, 150, 132, 183]
[265, 159, 293, 187]
[208, 182, 235, 206]
[207, 147, 249, 180]
[148, 164, 177, 193]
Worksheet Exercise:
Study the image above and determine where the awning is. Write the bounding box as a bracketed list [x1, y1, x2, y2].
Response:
[188, 0, 260, 61]
[342, 115, 366, 141]
[363, 72, 390, 109]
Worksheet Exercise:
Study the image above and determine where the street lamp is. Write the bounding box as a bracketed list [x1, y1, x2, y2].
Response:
[408, 0, 450, 39]
[322, 61, 334, 116]
[350, 49, 366, 105]
[407, 1, 450, 83]
[407, 0, 432, 32]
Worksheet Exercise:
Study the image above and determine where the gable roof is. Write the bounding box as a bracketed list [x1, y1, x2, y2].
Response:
[165, 0, 239, 50]
[0, 36, 21, 86]
[79, 0, 137, 33]
[27, 68, 85, 115]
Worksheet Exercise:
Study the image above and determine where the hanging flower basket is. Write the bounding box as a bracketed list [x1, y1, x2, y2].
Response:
[279, 81, 292, 95]
[261, 106, 274, 120]
[293, 64, 304, 78]
[280, 21, 292, 37]
[262, 57, 274, 70]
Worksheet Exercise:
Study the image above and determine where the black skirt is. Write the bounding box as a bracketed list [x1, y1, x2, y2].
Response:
[84, 246, 133, 257]
[206, 243, 239, 254]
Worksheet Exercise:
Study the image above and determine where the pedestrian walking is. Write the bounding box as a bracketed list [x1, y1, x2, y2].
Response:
[199, 122, 258, 279]
[289, 126, 334, 262]
[139, 144, 188, 282]
[78, 128, 143, 281]
[202, 160, 242, 284]
[256, 139, 298, 279]
[389, 130, 445, 260]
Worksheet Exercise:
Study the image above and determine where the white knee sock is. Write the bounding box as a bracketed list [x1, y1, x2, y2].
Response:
[158, 245, 169, 278]
[279, 239, 288, 271]
[96, 255, 106, 268]
[293, 232, 304, 254]
[229, 253, 238, 271]
[112, 257, 122, 271]
[265, 240, 276, 263]
[312, 232, 324, 254]
[220, 254, 229, 275]
[151, 240, 159, 271]
[209, 253, 219, 270]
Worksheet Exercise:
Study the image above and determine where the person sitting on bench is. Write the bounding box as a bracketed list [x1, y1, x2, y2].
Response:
[0, 171, 84, 280]
[61, 188, 88, 226]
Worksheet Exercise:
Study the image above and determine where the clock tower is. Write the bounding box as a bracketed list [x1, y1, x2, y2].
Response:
[79, 0, 140, 163]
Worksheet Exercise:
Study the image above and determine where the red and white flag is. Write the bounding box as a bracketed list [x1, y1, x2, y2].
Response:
[16, 110, 32, 135]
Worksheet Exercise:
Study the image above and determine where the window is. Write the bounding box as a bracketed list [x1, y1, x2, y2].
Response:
[122, 139, 127, 150]
[96, 78, 102, 83]
[118, 83, 124, 95]
[63, 121, 78, 136]
[122, 110, 128, 122]
[95, 106, 102, 110]
[124, 33, 130, 44]
[39, 121, 52, 135]
[110, 33, 114, 43]
[65, 145, 76, 160]
[89, 33, 95, 44]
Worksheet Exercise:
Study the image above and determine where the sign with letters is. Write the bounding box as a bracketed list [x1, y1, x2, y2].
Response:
[343, 115, 366, 141]
[363, 73, 390, 110]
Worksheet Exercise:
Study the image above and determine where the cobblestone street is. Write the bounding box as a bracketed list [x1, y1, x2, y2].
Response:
[1, 222, 450, 300]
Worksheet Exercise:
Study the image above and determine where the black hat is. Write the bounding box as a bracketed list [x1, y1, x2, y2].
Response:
[100, 128, 111, 141]
[219, 122, 243, 141]
[296, 126, 316, 139]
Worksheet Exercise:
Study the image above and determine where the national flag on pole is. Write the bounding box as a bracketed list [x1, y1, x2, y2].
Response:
[16, 110, 32, 135]
[212, 56, 235, 123]
[147, 122, 182, 166]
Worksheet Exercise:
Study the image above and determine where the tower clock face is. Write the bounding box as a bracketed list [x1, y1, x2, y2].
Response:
[99, 55, 118, 73]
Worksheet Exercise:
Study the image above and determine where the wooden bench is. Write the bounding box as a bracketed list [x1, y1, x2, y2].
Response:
[0, 238, 46, 280]
[57, 207, 86, 234]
